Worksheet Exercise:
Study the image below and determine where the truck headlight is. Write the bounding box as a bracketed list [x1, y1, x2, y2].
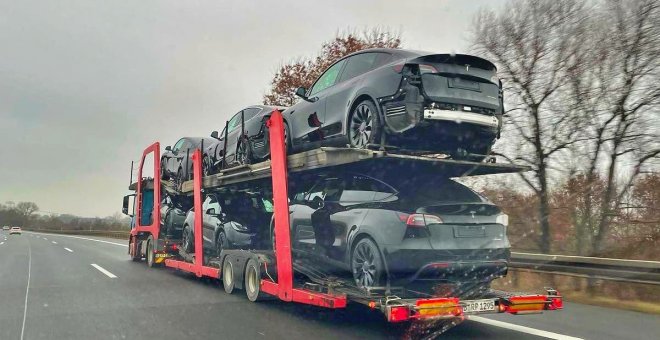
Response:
[495, 213, 509, 226]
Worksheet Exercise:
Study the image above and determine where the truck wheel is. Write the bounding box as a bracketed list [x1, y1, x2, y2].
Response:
[245, 258, 264, 302]
[222, 259, 235, 294]
[146, 240, 157, 268]
[130, 237, 141, 261]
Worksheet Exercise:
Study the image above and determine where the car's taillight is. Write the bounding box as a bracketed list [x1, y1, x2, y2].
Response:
[402, 213, 442, 239]
[392, 63, 405, 73]
[418, 64, 438, 74]
[406, 213, 443, 227]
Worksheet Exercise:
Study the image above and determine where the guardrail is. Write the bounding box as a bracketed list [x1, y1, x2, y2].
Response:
[24, 229, 129, 240]
[21, 229, 659, 285]
[510, 252, 660, 285]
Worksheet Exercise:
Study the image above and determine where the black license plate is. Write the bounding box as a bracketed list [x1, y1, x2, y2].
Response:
[454, 226, 486, 238]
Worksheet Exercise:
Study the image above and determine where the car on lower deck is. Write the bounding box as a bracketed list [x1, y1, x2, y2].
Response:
[159, 194, 192, 239]
[284, 48, 503, 160]
[181, 192, 273, 256]
[281, 171, 510, 292]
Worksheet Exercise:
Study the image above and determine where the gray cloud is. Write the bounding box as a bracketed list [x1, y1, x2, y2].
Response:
[0, 0, 504, 216]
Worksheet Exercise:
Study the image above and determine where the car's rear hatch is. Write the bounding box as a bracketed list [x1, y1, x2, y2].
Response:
[417, 202, 509, 251]
[411, 54, 501, 115]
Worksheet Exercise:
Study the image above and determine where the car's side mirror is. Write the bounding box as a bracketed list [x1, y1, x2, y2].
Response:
[295, 86, 307, 99]
[165, 146, 172, 151]
[210, 131, 219, 139]
[308, 196, 324, 210]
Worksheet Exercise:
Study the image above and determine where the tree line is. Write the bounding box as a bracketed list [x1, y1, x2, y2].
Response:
[0, 201, 130, 232]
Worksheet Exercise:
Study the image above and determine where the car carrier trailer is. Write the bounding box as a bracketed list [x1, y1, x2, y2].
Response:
[124, 111, 563, 323]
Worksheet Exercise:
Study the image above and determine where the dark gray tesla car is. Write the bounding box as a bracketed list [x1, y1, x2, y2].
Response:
[161, 137, 218, 186]
[207, 105, 286, 171]
[281, 171, 510, 291]
[181, 192, 273, 256]
[285, 48, 504, 159]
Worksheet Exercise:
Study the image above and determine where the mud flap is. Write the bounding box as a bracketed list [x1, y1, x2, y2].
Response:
[382, 84, 423, 133]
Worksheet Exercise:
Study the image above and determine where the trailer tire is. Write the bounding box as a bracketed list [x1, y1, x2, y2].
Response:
[245, 258, 264, 302]
[222, 259, 235, 294]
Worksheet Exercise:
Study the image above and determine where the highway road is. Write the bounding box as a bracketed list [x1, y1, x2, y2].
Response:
[1, 231, 658, 340]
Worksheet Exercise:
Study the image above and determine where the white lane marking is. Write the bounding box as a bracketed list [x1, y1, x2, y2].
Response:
[64, 247, 73, 252]
[0, 242, 4, 245]
[51, 241, 57, 244]
[20, 238, 32, 340]
[43, 238, 47, 240]
[28, 232, 127, 247]
[469, 316, 583, 340]
[91, 264, 118, 278]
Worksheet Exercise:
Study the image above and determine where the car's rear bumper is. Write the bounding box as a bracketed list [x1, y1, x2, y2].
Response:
[423, 109, 499, 129]
[383, 248, 510, 284]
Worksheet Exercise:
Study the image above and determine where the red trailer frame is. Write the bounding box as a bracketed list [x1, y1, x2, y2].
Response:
[128, 110, 563, 322]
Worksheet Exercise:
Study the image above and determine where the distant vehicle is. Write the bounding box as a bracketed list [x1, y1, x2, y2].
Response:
[284, 48, 503, 160]
[9, 226, 22, 235]
[181, 192, 273, 256]
[160, 194, 192, 239]
[208, 105, 286, 170]
[2, 226, 9, 230]
[161, 137, 219, 187]
[279, 171, 510, 290]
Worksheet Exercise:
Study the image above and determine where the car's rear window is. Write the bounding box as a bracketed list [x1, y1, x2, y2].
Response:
[395, 177, 484, 204]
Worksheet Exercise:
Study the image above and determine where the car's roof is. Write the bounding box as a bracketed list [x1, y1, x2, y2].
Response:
[342, 48, 497, 70]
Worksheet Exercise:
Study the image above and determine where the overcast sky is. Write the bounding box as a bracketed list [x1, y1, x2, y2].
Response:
[0, 0, 505, 217]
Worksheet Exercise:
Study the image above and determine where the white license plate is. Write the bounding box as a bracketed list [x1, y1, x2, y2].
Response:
[462, 299, 496, 313]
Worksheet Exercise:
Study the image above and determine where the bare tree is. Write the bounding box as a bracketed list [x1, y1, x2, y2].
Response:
[264, 28, 401, 107]
[471, 0, 591, 252]
[567, 0, 660, 255]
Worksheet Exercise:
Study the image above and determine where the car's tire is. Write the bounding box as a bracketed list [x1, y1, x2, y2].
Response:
[215, 231, 226, 258]
[175, 168, 185, 190]
[351, 237, 385, 290]
[182, 225, 193, 253]
[236, 137, 252, 165]
[348, 100, 381, 149]
[245, 258, 264, 302]
[202, 155, 213, 177]
[222, 259, 235, 294]
[160, 158, 169, 180]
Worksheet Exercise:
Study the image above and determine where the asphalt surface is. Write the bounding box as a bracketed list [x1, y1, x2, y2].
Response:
[1, 230, 658, 340]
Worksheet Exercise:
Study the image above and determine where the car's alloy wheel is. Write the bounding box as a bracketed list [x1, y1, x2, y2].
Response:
[182, 225, 193, 253]
[236, 138, 251, 165]
[202, 155, 212, 176]
[349, 101, 380, 149]
[351, 238, 384, 289]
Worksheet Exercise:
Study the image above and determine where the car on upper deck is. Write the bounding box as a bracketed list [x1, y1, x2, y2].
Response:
[284, 48, 504, 160]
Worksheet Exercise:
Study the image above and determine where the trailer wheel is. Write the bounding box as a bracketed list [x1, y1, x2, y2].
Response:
[245, 258, 264, 302]
[222, 259, 235, 294]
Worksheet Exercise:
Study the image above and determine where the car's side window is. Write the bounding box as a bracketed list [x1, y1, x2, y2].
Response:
[340, 174, 397, 203]
[172, 138, 186, 152]
[243, 108, 261, 121]
[309, 59, 347, 96]
[227, 111, 243, 133]
[304, 178, 343, 202]
[338, 53, 381, 82]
